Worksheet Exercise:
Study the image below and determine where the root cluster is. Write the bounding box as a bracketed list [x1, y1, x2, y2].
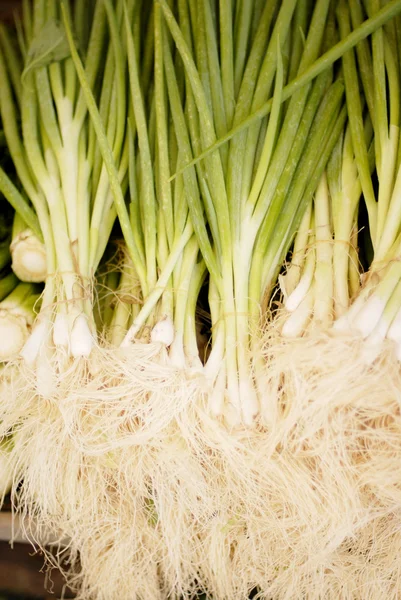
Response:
[1, 329, 401, 599]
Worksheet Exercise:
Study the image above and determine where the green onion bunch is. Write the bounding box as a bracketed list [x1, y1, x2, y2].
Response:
[333, 0, 401, 359]
[0, 0, 132, 378]
[0, 1, 401, 600]
[150, 0, 345, 426]
[280, 0, 401, 360]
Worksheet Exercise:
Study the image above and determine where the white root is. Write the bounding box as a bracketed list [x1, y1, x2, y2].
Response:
[2, 318, 401, 600]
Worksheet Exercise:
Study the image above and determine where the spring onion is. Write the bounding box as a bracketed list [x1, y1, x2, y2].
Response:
[0, 2, 400, 600]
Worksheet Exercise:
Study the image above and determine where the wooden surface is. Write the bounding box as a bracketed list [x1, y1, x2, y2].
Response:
[0, 513, 74, 598]
[0, 513, 31, 544]
[0, 540, 75, 598]
[0, 513, 70, 546]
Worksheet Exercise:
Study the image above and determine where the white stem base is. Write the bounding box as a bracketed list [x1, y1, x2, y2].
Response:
[0, 312, 31, 361]
[70, 314, 94, 358]
[150, 317, 175, 346]
[20, 320, 49, 366]
[11, 231, 47, 283]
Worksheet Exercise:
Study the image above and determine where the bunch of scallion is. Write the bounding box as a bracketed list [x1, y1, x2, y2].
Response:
[150, 0, 347, 427]
[0, 0, 134, 380]
[334, 0, 401, 357]
[0, 1, 401, 600]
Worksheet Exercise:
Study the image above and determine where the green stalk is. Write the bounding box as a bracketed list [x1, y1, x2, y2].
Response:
[183, 259, 207, 367]
[338, 0, 377, 244]
[89, 0, 129, 270]
[160, 0, 243, 412]
[227, 0, 282, 238]
[109, 265, 135, 347]
[373, 42, 400, 258]
[99, 268, 121, 333]
[219, 0, 235, 129]
[154, 6, 174, 322]
[61, 1, 147, 292]
[169, 235, 199, 367]
[241, 0, 329, 218]
[233, 0, 256, 96]
[0, 281, 40, 318]
[127, 121, 145, 265]
[252, 70, 332, 234]
[174, 0, 401, 176]
[155, 4, 174, 252]
[0, 25, 23, 109]
[348, 0, 375, 121]
[312, 173, 334, 326]
[159, 0, 231, 266]
[257, 95, 346, 314]
[0, 239, 10, 273]
[22, 70, 77, 305]
[279, 202, 313, 297]
[22, 0, 33, 47]
[162, 22, 219, 286]
[202, 0, 228, 170]
[0, 272, 18, 303]
[121, 223, 194, 343]
[125, 5, 157, 294]
[246, 46, 284, 216]
[287, 0, 312, 84]
[0, 168, 41, 240]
